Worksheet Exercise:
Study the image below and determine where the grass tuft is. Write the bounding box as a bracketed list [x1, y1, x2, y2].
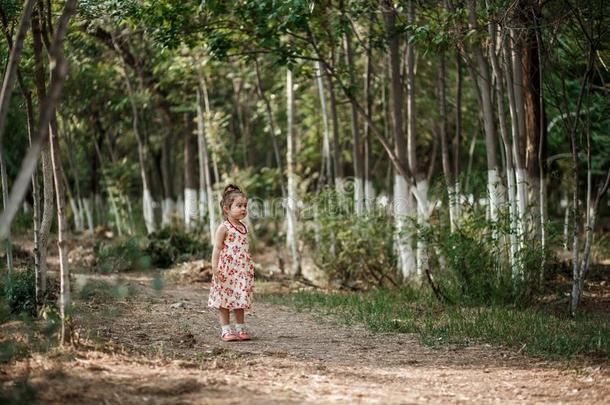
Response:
[262, 288, 610, 360]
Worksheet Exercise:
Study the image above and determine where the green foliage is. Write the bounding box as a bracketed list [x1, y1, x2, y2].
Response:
[264, 288, 610, 360]
[3, 267, 36, 316]
[145, 227, 209, 268]
[96, 237, 151, 273]
[418, 205, 553, 306]
[304, 188, 397, 288]
[95, 228, 209, 271]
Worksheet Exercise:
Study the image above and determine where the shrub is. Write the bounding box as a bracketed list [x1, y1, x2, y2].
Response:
[419, 204, 555, 306]
[96, 237, 151, 273]
[304, 188, 397, 288]
[145, 227, 210, 268]
[3, 267, 36, 316]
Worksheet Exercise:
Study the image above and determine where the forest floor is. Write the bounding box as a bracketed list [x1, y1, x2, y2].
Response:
[2, 239, 610, 403]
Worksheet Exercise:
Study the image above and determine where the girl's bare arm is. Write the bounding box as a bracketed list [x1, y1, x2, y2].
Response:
[211, 224, 227, 278]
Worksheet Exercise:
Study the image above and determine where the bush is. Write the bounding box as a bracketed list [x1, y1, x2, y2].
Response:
[419, 204, 555, 306]
[3, 267, 36, 316]
[304, 188, 397, 288]
[96, 237, 151, 273]
[145, 227, 210, 268]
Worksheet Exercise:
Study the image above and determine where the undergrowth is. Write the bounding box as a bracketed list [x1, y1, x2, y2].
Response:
[262, 288, 610, 360]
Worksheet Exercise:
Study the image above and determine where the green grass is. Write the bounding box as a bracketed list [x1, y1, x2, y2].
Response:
[262, 288, 610, 360]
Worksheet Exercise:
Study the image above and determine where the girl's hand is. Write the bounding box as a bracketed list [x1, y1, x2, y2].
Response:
[213, 268, 224, 283]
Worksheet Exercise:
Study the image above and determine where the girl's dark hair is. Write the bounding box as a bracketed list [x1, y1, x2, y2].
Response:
[220, 184, 246, 218]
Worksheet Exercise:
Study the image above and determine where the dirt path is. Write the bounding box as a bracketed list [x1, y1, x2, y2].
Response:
[4, 272, 610, 404]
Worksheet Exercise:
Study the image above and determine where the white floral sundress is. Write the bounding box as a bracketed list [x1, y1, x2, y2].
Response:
[207, 220, 255, 310]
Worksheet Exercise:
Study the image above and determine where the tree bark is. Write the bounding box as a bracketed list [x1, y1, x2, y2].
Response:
[184, 114, 198, 230]
[255, 60, 286, 197]
[49, 116, 70, 343]
[315, 60, 333, 188]
[286, 67, 301, 277]
[196, 78, 217, 242]
[437, 51, 458, 232]
[383, 0, 415, 280]
[32, 5, 53, 298]
[467, 0, 501, 229]
[342, 3, 365, 215]
[486, 2, 519, 274]
[327, 57, 344, 193]
[406, 0, 427, 281]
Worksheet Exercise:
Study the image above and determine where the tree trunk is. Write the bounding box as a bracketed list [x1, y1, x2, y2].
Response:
[116, 45, 156, 234]
[0, 144, 13, 273]
[363, 15, 375, 211]
[437, 51, 457, 232]
[286, 67, 301, 277]
[161, 134, 174, 227]
[467, 0, 501, 230]
[406, 0, 427, 281]
[567, 49, 594, 316]
[60, 119, 86, 232]
[502, 34, 528, 261]
[342, 12, 365, 215]
[453, 51, 463, 215]
[255, 60, 286, 197]
[383, 1, 415, 280]
[184, 114, 198, 230]
[327, 59, 344, 193]
[49, 116, 70, 343]
[33, 6, 53, 298]
[196, 80, 217, 242]
[315, 60, 333, 188]
[486, 3, 519, 274]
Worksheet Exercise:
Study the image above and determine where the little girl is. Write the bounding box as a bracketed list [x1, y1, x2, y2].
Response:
[208, 184, 255, 341]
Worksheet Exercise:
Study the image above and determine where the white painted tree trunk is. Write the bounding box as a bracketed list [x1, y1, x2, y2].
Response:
[515, 168, 529, 247]
[448, 186, 457, 233]
[487, 168, 502, 229]
[196, 83, 216, 242]
[50, 119, 71, 344]
[365, 180, 375, 212]
[82, 197, 94, 234]
[68, 196, 83, 232]
[415, 180, 429, 279]
[354, 177, 365, 215]
[286, 68, 301, 276]
[314, 61, 332, 184]
[196, 84, 208, 224]
[394, 175, 415, 281]
[485, 10, 520, 275]
[176, 195, 184, 222]
[184, 188, 197, 230]
[161, 198, 174, 228]
[563, 198, 570, 252]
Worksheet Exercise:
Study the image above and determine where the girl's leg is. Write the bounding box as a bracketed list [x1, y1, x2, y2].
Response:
[234, 309, 250, 339]
[218, 307, 230, 327]
[234, 309, 244, 324]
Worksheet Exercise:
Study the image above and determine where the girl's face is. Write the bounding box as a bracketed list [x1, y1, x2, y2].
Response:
[226, 195, 247, 220]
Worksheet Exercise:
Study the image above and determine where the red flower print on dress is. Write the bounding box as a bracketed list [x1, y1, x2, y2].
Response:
[208, 220, 255, 310]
